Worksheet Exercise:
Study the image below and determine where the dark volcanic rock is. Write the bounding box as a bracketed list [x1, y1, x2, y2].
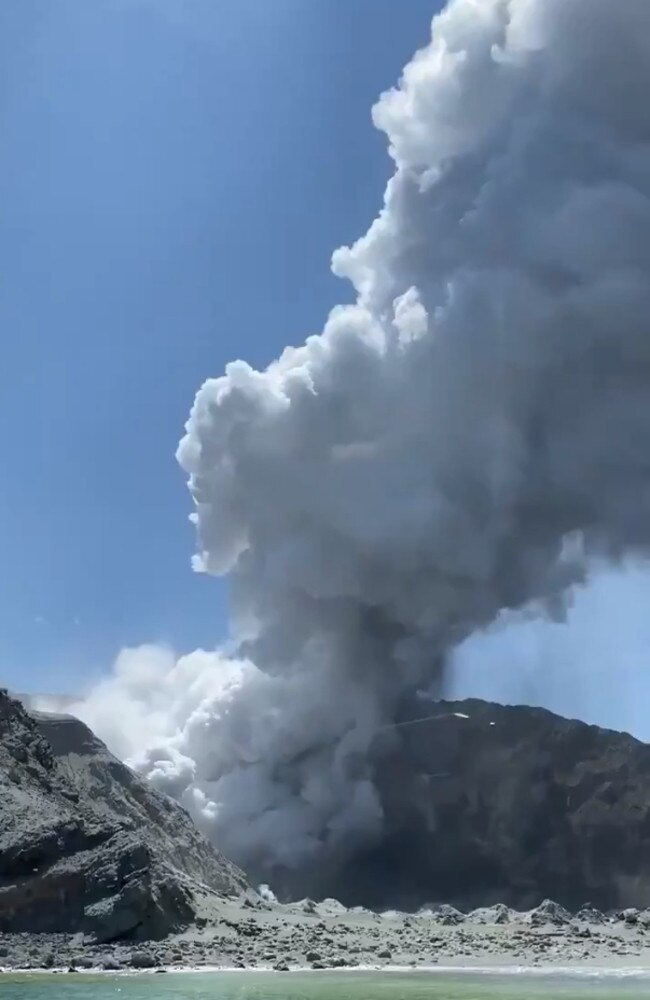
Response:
[319, 699, 650, 912]
[527, 899, 571, 926]
[0, 689, 247, 940]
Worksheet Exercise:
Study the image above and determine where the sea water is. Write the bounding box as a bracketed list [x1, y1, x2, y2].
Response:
[3, 971, 650, 1000]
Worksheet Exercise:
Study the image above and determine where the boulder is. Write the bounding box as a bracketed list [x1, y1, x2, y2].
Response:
[527, 899, 572, 926]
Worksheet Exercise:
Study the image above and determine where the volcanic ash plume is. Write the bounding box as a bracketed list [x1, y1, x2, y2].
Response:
[67, 0, 650, 884]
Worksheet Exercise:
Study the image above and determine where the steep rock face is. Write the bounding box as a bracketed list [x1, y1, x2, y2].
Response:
[0, 690, 246, 940]
[306, 699, 650, 912]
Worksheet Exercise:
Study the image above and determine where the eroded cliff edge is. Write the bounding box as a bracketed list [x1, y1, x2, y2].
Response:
[3, 686, 650, 946]
[0, 689, 246, 942]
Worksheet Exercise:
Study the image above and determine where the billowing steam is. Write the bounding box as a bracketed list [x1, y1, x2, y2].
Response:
[57, 0, 650, 882]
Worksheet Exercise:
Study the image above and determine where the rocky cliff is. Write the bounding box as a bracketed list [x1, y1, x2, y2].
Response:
[318, 698, 650, 912]
[0, 689, 246, 941]
[4, 687, 650, 937]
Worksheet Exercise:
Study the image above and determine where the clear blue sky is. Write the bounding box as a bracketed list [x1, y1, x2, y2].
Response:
[0, 0, 437, 693]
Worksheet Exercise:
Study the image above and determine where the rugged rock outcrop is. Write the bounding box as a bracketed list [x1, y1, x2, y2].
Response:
[295, 699, 650, 913]
[4, 687, 650, 934]
[0, 689, 246, 941]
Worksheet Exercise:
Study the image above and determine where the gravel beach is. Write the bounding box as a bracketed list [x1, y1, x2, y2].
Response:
[3, 897, 650, 974]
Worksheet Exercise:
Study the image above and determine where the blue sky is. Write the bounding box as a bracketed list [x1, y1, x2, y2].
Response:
[1, 0, 437, 693]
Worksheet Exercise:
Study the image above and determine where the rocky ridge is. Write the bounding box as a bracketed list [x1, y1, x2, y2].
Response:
[314, 698, 650, 912]
[0, 689, 246, 942]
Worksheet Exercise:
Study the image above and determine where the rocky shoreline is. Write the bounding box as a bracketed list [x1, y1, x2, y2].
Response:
[4, 689, 650, 978]
[3, 896, 650, 974]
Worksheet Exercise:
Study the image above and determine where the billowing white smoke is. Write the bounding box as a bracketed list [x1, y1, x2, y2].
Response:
[62, 0, 650, 879]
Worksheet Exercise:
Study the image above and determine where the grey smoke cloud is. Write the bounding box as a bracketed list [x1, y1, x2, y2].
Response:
[60, 0, 650, 881]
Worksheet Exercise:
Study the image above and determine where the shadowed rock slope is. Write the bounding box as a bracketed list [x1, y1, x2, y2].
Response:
[322, 698, 650, 912]
[0, 689, 246, 941]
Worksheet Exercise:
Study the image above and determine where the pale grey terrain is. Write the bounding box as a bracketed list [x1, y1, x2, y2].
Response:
[3, 894, 650, 973]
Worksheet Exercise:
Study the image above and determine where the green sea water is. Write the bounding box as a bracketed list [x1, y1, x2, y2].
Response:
[2, 972, 650, 1000]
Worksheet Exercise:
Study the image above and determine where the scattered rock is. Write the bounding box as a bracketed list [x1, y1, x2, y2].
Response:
[101, 958, 122, 971]
[575, 905, 606, 924]
[528, 899, 572, 926]
[128, 951, 156, 969]
[73, 956, 95, 969]
[467, 904, 512, 924]
[427, 904, 465, 925]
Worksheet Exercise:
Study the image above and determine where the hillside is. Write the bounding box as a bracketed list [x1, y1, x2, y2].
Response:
[318, 697, 650, 912]
[0, 689, 246, 942]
